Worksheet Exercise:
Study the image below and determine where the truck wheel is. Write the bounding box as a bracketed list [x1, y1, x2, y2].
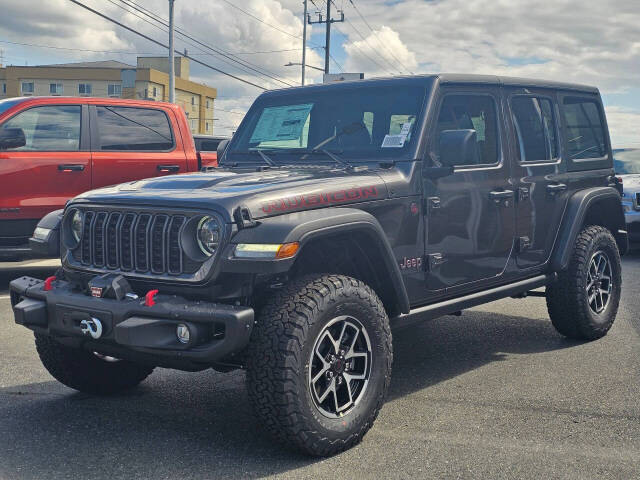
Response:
[546, 225, 622, 340]
[247, 274, 392, 456]
[35, 334, 154, 395]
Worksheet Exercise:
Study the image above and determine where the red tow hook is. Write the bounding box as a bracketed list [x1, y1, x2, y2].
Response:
[43, 276, 57, 291]
[145, 289, 159, 307]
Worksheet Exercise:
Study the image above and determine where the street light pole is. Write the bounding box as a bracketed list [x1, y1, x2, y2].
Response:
[301, 0, 307, 85]
[168, 0, 175, 103]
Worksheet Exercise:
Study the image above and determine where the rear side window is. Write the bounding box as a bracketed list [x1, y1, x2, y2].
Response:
[96, 106, 174, 151]
[511, 97, 557, 162]
[562, 97, 607, 160]
[433, 94, 499, 166]
[1, 105, 81, 151]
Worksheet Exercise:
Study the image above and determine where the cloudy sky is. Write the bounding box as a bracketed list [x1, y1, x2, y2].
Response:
[1, 0, 639, 146]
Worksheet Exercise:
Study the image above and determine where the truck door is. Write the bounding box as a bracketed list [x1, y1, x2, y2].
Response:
[506, 89, 569, 268]
[90, 105, 188, 189]
[0, 103, 90, 244]
[423, 88, 515, 292]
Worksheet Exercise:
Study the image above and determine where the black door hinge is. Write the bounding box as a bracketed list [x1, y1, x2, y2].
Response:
[517, 187, 530, 202]
[424, 196, 441, 215]
[427, 253, 446, 270]
[517, 236, 531, 252]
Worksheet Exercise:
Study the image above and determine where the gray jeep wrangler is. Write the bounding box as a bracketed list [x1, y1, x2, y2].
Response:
[11, 74, 627, 456]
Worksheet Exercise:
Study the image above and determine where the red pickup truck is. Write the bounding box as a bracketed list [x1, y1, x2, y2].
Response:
[0, 96, 219, 259]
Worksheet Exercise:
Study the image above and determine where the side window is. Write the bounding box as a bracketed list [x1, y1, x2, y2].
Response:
[96, 106, 174, 151]
[434, 94, 499, 166]
[1, 105, 81, 151]
[562, 97, 606, 160]
[511, 96, 558, 162]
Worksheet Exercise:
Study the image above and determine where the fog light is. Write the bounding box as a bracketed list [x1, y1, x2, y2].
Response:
[176, 324, 190, 344]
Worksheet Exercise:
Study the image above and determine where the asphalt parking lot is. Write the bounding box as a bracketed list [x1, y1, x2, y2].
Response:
[0, 257, 639, 480]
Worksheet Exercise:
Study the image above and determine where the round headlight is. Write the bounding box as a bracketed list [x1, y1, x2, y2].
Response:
[196, 216, 222, 256]
[71, 210, 83, 242]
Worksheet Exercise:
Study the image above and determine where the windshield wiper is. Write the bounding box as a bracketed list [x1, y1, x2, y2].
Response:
[309, 149, 353, 170]
[255, 149, 276, 167]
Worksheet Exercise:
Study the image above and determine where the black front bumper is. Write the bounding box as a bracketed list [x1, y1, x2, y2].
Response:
[10, 276, 254, 370]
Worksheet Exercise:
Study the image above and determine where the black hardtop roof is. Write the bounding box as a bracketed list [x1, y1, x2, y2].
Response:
[262, 73, 599, 97]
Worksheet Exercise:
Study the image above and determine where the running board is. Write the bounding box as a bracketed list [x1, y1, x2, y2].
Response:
[391, 274, 556, 329]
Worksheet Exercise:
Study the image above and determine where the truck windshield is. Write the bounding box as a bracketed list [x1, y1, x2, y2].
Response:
[0, 98, 27, 117]
[226, 84, 428, 164]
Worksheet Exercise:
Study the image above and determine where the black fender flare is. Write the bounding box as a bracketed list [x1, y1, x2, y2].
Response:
[29, 209, 64, 258]
[222, 207, 410, 315]
[551, 187, 627, 271]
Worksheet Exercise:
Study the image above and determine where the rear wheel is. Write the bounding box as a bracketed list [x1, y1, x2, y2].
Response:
[35, 334, 154, 395]
[246, 274, 392, 456]
[546, 226, 622, 340]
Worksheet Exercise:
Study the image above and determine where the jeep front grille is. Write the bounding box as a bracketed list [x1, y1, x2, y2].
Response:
[636, 192, 640, 209]
[72, 210, 192, 276]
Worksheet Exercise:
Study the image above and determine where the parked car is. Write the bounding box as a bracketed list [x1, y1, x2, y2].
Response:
[0, 96, 218, 260]
[614, 148, 640, 245]
[10, 75, 627, 456]
[193, 134, 229, 153]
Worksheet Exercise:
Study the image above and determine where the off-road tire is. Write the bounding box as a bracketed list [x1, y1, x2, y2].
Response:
[246, 274, 392, 456]
[35, 334, 154, 395]
[546, 225, 621, 340]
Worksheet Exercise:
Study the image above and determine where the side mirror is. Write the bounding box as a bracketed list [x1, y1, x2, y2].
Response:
[439, 129, 479, 167]
[0, 128, 26, 150]
[217, 139, 229, 159]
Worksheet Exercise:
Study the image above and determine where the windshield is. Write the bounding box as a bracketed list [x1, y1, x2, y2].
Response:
[226, 84, 428, 164]
[0, 98, 27, 117]
[614, 149, 640, 174]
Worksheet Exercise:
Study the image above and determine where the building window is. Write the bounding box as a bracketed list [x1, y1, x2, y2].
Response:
[78, 83, 92, 95]
[206, 99, 210, 109]
[21, 82, 34, 95]
[107, 84, 121, 97]
[190, 119, 197, 131]
[49, 83, 63, 95]
[2, 83, 6, 94]
[152, 86, 157, 97]
[206, 122, 210, 132]
[191, 96, 196, 106]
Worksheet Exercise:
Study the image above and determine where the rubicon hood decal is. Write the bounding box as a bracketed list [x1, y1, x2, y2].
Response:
[261, 186, 379, 214]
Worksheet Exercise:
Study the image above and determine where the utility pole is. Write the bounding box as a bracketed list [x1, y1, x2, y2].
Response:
[168, 0, 175, 103]
[301, 0, 307, 85]
[308, 0, 344, 74]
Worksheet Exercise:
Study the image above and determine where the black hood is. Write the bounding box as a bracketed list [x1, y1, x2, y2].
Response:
[72, 167, 389, 222]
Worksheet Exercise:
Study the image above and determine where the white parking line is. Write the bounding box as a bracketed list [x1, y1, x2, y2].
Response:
[0, 295, 10, 300]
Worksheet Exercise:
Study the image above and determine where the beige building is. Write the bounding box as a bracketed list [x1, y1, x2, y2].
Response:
[0, 56, 217, 134]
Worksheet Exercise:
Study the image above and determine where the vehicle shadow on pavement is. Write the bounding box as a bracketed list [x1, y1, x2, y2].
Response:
[0, 309, 581, 479]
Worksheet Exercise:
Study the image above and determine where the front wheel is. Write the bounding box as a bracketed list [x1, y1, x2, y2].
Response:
[246, 274, 392, 456]
[546, 225, 622, 340]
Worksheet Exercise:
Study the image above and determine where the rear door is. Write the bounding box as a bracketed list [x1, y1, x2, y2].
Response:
[423, 87, 515, 292]
[0, 103, 90, 242]
[506, 89, 569, 268]
[90, 105, 188, 189]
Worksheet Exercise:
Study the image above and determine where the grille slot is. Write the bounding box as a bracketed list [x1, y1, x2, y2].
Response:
[636, 192, 640, 209]
[74, 209, 196, 276]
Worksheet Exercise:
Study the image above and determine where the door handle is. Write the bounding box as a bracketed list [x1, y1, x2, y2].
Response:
[546, 183, 567, 195]
[58, 164, 85, 172]
[157, 164, 180, 173]
[489, 190, 514, 203]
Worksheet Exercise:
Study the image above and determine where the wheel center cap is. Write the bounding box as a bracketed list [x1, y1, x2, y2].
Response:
[332, 356, 345, 374]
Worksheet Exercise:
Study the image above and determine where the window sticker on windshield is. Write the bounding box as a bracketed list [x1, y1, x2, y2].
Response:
[382, 134, 407, 148]
[249, 103, 313, 144]
[400, 122, 412, 135]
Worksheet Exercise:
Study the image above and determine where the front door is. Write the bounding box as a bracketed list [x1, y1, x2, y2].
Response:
[0, 104, 90, 244]
[424, 88, 515, 292]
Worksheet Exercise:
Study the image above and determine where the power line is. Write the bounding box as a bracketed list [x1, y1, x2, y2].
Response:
[0, 39, 165, 55]
[117, 0, 296, 87]
[347, 0, 413, 74]
[67, 0, 267, 90]
[333, 23, 394, 75]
